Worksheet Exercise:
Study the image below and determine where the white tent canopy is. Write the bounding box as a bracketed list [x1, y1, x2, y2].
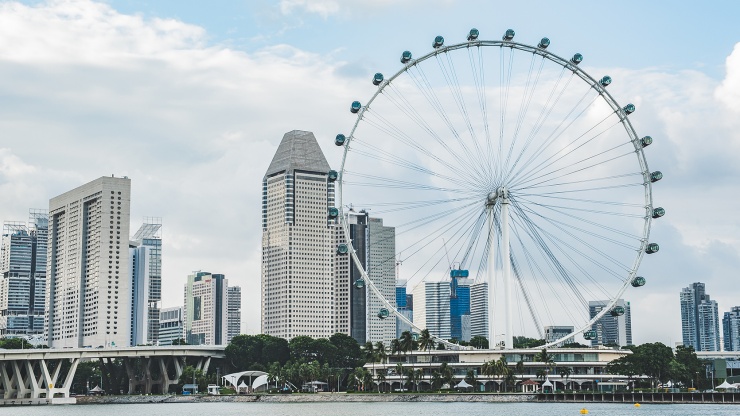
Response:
[542, 379, 554, 388]
[238, 381, 248, 388]
[455, 380, 473, 389]
[222, 370, 268, 388]
[717, 380, 735, 389]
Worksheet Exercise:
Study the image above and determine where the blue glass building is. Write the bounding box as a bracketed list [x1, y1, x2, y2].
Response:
[450, 279, 471, 341]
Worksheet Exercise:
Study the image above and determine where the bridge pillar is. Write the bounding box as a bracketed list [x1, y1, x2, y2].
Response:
[158, 356, 184, 394]
[1, 362, 18, 399]
[12, 361, 30, 398]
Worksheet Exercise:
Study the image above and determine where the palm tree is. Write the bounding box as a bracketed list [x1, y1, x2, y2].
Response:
[374, 342, 387, 392]
[363, 341, 376, 389]
[419, 329, 434, 351]
[497, 356, 510, 392]
[536, 368, 548, 382]
[399, 331, 414, 390]
[395, 362, 405, 391]
[391, 338, 402, 360]
[439, 362, 453, 389]
[482, 359, 498, 392]
[376, 369, 387, 393]
[413, 369, 423, 392]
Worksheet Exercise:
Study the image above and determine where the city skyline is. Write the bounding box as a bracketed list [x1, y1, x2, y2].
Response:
[0, 0, 739, 346]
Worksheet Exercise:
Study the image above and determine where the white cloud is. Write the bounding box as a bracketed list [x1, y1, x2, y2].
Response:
[716, 42, 740, 112]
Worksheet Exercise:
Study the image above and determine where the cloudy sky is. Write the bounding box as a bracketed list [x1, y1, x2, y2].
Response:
[1, 0, 739, 345]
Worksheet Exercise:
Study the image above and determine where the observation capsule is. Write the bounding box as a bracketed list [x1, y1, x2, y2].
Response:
[336, 243, 348, 255]
[650, 171, 663, 183]
[328, 170, 338, 182]
[372, 73, 384, 86]
[328, 207, 339, 218]
[350, 101, 362, 114]
[377, 308, 390, 319]
[335, 134, 346, 146]
[631, 276, 646, 287]
[599, 76, 612, 87]
[538, 37, 550, 49]
[432, 35, 444, 49]
[623, 103, 636, 115]
[502, 29, 515, 41]
[583, 330, 597, 340]
[467, 28, 479, 41]
[652, 207, 665, 219]
[400, 50, 413, 64]
[610, 306, 625, 317]
[645, 242, 660, 254]
[641, 136, 653, 148]
[571, 53, 583, 65]
[354, 279, 365, 289]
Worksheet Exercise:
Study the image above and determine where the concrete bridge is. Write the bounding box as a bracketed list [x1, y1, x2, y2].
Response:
[0, 345, 225, 403]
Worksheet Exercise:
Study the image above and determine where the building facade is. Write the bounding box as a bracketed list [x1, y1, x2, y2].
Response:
[227, 286, 241, 343]
[680, 282, 720, 351]
[0, 210, 47, 338]
[129, 219, 162, 346]
[412, 281, 451, 340]
[184, 271, 227, 345]
[261, 130, 336, 340]
[544, 325, 575, 346]
[450, 278, 472, 342]
[470, 282, 488, 340]
[45, 176, 131, 348]
[588, 299, 632, 347]
[723, 307, 740, 352]
[158, 306, 183, 346]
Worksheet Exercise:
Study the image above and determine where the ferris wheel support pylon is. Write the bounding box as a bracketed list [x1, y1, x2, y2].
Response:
[487, 188, 513, 349]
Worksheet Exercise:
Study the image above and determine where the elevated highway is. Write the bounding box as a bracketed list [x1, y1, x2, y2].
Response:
[0, 345, 225, 401]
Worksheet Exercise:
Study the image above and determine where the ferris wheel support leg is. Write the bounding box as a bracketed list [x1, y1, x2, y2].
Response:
[501, 191, 513, 350]
[487, 204, 496, 349]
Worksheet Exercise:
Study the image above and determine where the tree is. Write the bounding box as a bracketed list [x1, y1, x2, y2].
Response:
[497, 356, 511, 392]
[560, 342, 589, 348]
[419, 329, 434, 352]
[179, 365, 207, 392]
[431, 370, 442, 391]
[171, 338, 188, 345]
[482, 360, 499, 391]
[329, 333, 362, 369]
[515, 359, 526, 380]
[674, 345, 706, 389]
[514, 336, 545, 349]
[439, 362, 453, 388]
[469, 335, 488, 349]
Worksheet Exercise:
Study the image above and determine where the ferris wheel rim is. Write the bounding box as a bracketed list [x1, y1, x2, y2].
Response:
[336, 34, 654, 349]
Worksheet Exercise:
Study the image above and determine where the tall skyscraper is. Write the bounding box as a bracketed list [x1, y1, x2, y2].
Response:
[335, 210, 396, 344]
[723, 306, 740, 352]
[412, 281, 451, 340]
[261, 130, 336, 340]
[46, 176, 131, 348]
[680, 282, 720, 351]
[395, 280, 413, 338]
[450, 277, 472, 342]
[158, 306, 183, 346]
[183, 271, 227, 345]
[129, 219, 162, 346]
[588, 299, 633, 347]
[227, 286, 241, 343]
[0, 210, 47, 338]
[470, 282, 488, 340]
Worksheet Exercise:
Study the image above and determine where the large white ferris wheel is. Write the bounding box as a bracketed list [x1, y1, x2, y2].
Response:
[333, 29, 664, 349]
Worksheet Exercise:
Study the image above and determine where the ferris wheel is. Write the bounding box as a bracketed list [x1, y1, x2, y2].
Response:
[333, 28, 664, 349]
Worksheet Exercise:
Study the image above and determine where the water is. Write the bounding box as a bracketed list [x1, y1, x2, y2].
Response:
[10, 402, 739, 416]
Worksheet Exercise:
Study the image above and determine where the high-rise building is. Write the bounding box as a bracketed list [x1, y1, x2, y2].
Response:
[588, 299, 632, 347]
[412, 281, 451, 340]
[450, 278, 472, 342]
[227, 286, 241, 343]
[470, 282, 488, 340]
[723, 307, 740, 352]
[129, 219, 162, 346]
[158, 306, 183, 346]
[680, 282, 721, 351]
[183, 271, 227, 345]
[0, 210, 47, 338]
[544, 326, 575, 346]
[335, 210, 396, 344]
[261, 130, 336, 340]
[395, 280, 413, 338]
[46, 176, 131, 348]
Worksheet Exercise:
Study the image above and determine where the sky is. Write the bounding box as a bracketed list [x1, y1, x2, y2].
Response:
[1, 0, 739, 345]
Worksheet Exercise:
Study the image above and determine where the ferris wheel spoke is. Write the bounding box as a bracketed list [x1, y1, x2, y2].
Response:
[505, 72, 586, 182]
[405, 65, 492, 180]
[513, 196, 643, 218]
[510, 118, 625, 188]
[515, 172, 643, 192]
[350, 137, 480, 192]
[509, 212, 591, 323]
[509, 249, 546, 338]
[343, 171, 479, 195]
[503, 53, 545, 177]
[513, 202, 633, 281]
[508, 105, 616, 187]
[515, 200, 641, 249]
[513, 193, 644, 208]
[467, 46, 495, 186]
[516, 182, 643, 197]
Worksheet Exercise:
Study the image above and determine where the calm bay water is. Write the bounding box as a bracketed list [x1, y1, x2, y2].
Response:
[12, 402, 739, 416]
